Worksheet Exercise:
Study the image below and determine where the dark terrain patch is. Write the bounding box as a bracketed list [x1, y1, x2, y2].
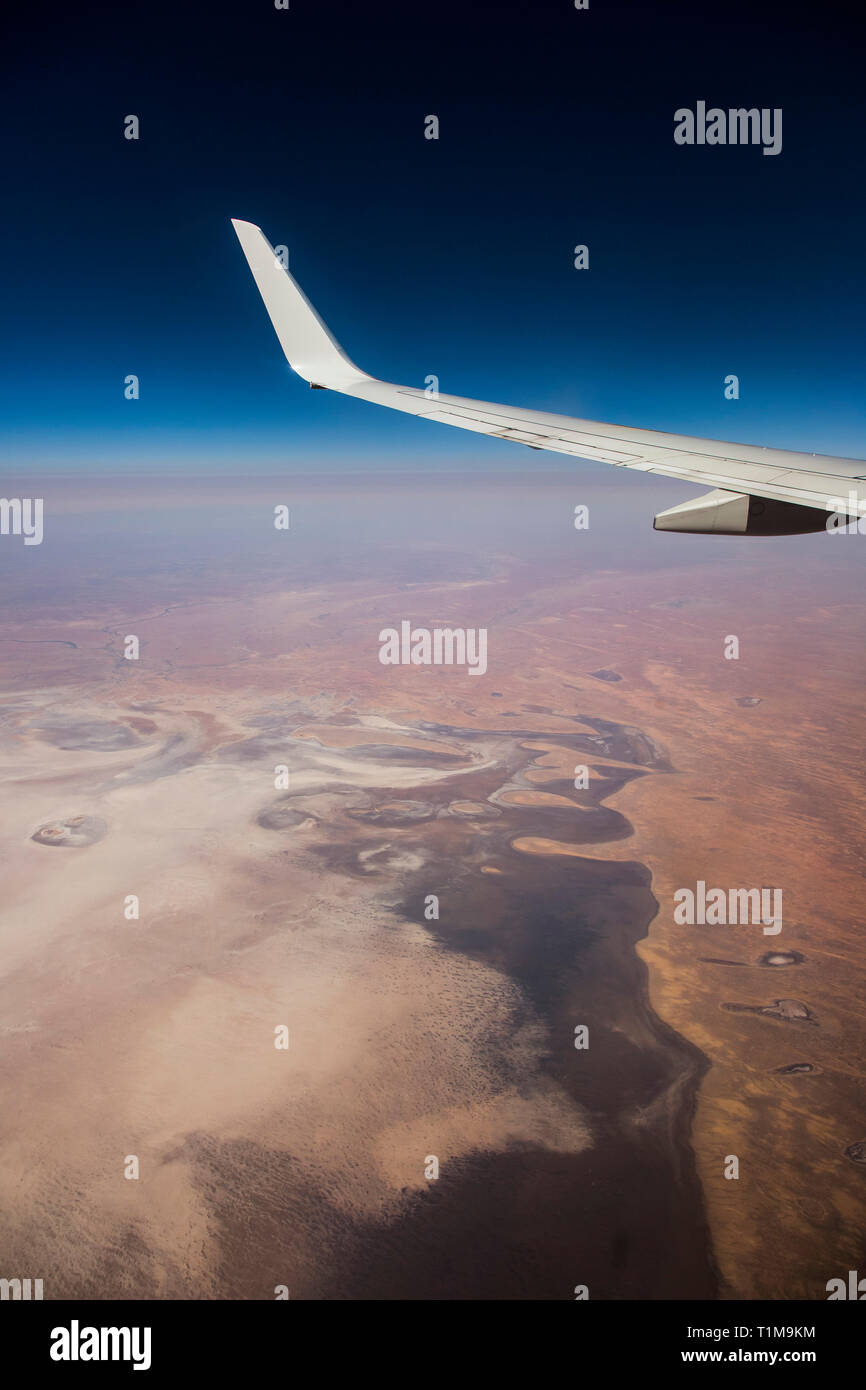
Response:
[30, 718, 140, 751]
[349, 800, 435, 826]
[267, 711, 716, 1298]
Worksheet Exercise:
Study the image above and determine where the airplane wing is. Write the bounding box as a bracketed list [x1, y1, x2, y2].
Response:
[231, 218, 865, 534]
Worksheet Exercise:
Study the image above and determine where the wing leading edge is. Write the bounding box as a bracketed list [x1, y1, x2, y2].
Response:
[231, 218, 865, 534]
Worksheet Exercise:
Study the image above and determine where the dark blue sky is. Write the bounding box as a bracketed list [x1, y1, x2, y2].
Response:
[3, 0, 865, 473]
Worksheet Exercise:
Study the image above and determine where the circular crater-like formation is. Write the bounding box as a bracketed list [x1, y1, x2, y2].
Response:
[764, 998, 813, 1021]
[257, 803, 318, 831]
[448, 800, 501, 819]
[759, 950, 805, 968]
[844, 1140, 866, 1165]
[722, 997, 816, 1024]
[31, 814, 107, 847]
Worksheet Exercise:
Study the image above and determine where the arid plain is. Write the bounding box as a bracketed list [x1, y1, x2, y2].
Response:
[0, 471, 864, 1299]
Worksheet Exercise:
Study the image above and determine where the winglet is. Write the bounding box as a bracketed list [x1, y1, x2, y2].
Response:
[230, 219, 372, 391]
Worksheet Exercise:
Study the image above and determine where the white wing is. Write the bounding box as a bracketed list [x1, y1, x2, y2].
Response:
[231, 219, 865, 534]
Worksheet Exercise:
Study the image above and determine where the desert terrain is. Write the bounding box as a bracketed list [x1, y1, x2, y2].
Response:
[0, 470, 864, 1298]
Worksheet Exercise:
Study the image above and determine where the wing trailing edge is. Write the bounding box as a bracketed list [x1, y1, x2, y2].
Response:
[232, 219, 866, 533]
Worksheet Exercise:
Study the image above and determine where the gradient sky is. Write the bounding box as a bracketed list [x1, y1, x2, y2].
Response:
[2, 0, 865, 474]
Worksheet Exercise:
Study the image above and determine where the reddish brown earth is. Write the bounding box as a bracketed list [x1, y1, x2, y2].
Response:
[0, 471, 864, 1299]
